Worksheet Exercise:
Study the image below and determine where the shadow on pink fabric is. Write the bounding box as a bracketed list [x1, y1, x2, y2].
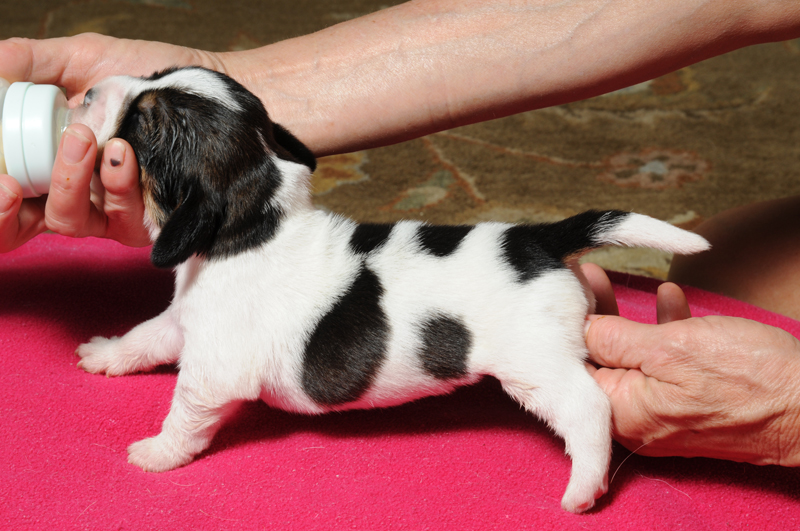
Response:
[2, 234, 799, 530]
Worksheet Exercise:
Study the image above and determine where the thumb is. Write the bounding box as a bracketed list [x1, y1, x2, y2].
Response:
[585, 314, 656, 371]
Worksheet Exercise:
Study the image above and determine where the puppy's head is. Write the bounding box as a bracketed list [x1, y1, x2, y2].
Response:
[71, 67, 316, 269]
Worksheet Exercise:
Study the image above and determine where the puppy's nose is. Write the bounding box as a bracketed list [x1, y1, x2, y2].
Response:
[83, 88, 96, 106]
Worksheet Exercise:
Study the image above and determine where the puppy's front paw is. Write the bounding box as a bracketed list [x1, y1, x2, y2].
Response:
[76, 336, 127, 376]
[128, 435, 193, 472]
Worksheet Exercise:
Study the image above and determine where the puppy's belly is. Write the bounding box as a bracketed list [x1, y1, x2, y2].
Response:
[258, 369, 481, 415]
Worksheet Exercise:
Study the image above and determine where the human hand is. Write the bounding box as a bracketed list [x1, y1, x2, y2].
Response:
[0, 33, 223, 105]
[0, 125, 149, 251]
[0, 33, 225, 251]
[581, 263, 800, 466]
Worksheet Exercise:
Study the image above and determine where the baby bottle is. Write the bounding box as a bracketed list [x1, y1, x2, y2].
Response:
[0, 77, 72, 198]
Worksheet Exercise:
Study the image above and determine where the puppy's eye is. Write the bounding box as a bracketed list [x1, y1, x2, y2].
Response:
[83, 88, 96, 106]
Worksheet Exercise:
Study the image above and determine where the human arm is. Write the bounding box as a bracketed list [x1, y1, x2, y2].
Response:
[222, 0, 800, 154]
[582, 263, 800, 466]
[3, 0, 799, 157]
[2, 0, 799, 250]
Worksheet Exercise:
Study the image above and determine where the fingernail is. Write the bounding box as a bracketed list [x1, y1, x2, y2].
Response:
[584, 315, 605, 339]
[105, 139, 126, 168]
[62, 128, 92, 164]
[0, 181, 18, 212]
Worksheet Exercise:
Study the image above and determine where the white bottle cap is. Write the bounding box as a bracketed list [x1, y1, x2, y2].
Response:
[2, 82, 69, 197]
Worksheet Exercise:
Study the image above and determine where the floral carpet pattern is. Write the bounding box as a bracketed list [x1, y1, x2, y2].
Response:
[3, 1, 799, 278]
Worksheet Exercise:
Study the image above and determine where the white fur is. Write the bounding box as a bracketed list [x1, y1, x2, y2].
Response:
[74, 67, 709, 513]
[71, 69, 242, 148]
[598, 212, 710, 254]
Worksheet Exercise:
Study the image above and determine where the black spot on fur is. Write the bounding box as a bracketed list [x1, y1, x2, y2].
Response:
[500, 226, 563, 283]
[500, 210, 629, 283]
[418, 313, 472, 380]
[302, 267, 389, 406]
[350, 224, 393, 255]
[416, 225, 473, 257]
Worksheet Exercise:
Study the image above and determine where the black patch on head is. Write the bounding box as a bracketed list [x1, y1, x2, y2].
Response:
[301, 267, 389, 406]
[143, 67, 180, 81]
[115, 67, 316, 268]
[416, 225, 473, 257]
[418, 313, 472, 380]
[500, 210, 629, 283]
[350, 223, 393, 255]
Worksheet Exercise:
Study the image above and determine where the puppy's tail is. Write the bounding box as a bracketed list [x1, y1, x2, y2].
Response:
[518, 210, 710, 262]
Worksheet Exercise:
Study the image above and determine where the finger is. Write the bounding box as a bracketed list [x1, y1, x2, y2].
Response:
[589, 364, 674, 453]
[585, 314, 659, 371]
[0, 39, 36, 83]
[590, 365, 646, 398]
[0, 176, 23, 251]
[44, 125, 99, 238]
[0, 175, 47, 252]
[99, 139, 151, 247]
[580, 262, 620, 316]
[656, 282, 692, 324]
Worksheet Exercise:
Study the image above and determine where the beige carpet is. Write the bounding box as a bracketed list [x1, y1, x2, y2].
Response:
[4, 0, 799, 278]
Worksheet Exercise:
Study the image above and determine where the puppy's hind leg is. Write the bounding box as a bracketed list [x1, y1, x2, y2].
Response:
[127, 365, 242, 472]
[501, 362, 611, 513]
[77, 307, 184, 376]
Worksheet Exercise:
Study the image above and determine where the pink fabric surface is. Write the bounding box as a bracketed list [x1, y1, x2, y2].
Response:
[2, 233, 799, 530]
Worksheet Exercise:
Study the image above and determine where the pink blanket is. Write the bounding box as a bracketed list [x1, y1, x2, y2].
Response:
[2, 234, 799, 529]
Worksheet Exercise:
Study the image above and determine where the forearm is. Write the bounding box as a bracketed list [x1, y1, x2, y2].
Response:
[222, 0, 800, 156]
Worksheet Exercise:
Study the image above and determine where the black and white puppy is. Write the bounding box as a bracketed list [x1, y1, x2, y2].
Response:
[72, 67, 709, 513]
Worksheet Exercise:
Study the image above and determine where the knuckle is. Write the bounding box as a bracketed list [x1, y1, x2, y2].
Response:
[587, 316, 621, 355]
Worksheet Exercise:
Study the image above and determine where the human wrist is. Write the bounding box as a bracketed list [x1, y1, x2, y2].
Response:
[217, 42, 334, 155]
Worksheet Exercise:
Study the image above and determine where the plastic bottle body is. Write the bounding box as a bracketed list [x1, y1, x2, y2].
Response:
[0, 77, 9, 177]
[0, 77, 72, 198]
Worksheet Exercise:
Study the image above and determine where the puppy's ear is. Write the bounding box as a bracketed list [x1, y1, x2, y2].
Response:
[272, 123, 317, 172]
[150, 183, 222, 269]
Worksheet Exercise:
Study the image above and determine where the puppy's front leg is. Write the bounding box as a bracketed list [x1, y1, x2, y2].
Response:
[76, 307, 183, 376]
[127, 367, 241, 472]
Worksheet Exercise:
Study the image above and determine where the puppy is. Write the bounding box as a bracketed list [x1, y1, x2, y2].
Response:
[71, 67, 709, 513]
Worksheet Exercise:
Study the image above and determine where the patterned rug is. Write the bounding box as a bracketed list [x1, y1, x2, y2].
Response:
[4, 0, 800, 280]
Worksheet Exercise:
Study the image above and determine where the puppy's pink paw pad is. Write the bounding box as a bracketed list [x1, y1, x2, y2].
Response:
[561, 474, 608, 513]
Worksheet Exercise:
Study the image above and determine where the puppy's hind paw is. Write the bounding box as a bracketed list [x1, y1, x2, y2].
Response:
[128, 435, 193, 473]
[561, 472, 608, 514]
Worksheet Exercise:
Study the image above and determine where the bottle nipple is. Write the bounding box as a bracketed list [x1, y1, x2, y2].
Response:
[0, 77, 72, 197]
